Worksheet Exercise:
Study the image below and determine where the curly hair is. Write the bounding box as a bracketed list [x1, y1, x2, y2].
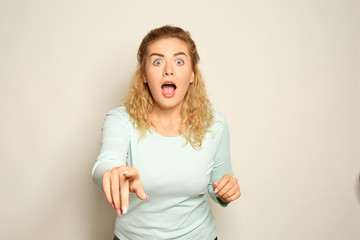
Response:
[123, 25, 214, 149]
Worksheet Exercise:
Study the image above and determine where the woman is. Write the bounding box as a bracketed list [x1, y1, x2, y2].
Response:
[92, 25, 241, 240]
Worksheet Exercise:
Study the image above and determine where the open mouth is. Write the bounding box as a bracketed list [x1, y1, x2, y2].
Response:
[161, 82, 177, 97]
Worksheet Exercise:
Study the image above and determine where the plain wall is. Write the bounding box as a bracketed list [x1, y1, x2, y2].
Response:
[0, 0, 359, 239]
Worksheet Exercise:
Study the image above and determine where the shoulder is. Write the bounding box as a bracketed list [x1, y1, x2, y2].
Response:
[212, 110, 228, 128]
[102, 106, 132, 129]
[213, 110, 226, 123]
[210, 110, 229, 136]
[106, 106, 130, 121]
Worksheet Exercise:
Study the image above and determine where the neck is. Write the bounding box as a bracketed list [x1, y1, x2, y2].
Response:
[149, 101, 187, 137]
[150, 103, 183, 125]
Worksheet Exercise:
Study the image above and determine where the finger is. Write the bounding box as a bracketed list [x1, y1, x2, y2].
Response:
[218, 179, 236, 197]
[124, 168, 148, 200]
[110, 172, 121, 217]
[120, 173, 130, 215]
[214, 174, 231, 194]
[218, 183, 237, 199]
[212, 181, 219, 191]
[220, 181, 241, 202]
[224, 190, 241, 202]
[102, 172, 114, 208]
[131, 180, 148, 200]
[123, 167, 139, 180]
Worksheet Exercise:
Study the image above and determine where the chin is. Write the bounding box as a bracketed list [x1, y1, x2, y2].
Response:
[155, 98, 184, 110]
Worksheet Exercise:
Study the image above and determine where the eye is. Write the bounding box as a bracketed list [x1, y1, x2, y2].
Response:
[153, 59, 163, 65]
[175, 59, 184, 65]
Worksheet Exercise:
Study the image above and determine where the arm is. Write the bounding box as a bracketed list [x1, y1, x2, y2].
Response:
[207, 115, 240, 207]
[92, 108, 130, 192]
[92, 108, 147, 217]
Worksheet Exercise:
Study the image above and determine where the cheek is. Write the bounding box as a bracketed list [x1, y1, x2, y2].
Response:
[143, 71, 153, 84]
[179, 70, 194, 85]
[178, 80, 192, 94]
[144, 66, 161, 82]
[144, 74, 160, 95]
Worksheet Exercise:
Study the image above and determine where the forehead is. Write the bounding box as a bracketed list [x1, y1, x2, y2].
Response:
[147, 38, 190, 56]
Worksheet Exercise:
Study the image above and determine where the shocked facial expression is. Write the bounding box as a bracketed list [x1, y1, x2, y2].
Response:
[143, 38, 194, 110]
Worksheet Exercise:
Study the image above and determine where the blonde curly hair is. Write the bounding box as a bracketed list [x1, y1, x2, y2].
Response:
[123, 25, 214, 149]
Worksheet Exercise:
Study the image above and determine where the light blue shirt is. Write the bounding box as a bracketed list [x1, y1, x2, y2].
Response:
[92, 106, 234, 240]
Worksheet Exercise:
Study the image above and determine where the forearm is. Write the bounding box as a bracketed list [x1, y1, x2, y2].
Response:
[92, 158, 121, 193]
[92, 108, 130, 193]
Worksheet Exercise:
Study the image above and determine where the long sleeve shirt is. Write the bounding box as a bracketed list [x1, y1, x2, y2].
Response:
[92, 106, 234, 240]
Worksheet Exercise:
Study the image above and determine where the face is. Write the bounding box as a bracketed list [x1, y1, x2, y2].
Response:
[143, 38, 194, 111]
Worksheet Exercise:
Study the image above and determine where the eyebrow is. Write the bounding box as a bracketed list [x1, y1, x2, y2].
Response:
[149, 52, 188, 58]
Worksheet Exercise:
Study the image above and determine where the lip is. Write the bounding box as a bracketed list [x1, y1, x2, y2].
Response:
[161, 80, 176, 98]
[162, 80, 176, 86]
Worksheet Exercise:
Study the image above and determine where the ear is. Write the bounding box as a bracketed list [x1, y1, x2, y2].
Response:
[190, 71, 194, 83]
[142, 74, 147, 83]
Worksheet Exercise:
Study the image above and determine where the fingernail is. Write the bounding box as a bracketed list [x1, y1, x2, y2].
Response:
[214, 181, 218, 185]
[123, 171, 128, 175]
[122, 205, 127, 215]
[116, 209, 122, 217]
[214, 188, 219, 194]
[145, 195, 148, 200]
[111, 204, 115, 209]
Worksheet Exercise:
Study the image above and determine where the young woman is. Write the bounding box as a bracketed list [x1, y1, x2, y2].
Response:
[92, 25, 241, 240]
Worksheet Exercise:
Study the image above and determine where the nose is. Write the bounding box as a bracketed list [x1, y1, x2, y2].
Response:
[164, 71, 173, 76]
[163, 63, 174, 76]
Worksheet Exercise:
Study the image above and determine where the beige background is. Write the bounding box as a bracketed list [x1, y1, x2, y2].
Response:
[1, 0, 359, 239]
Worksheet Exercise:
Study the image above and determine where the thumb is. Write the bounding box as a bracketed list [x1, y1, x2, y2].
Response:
[212, 181, 219, 190]
[133, 181, 148, 200]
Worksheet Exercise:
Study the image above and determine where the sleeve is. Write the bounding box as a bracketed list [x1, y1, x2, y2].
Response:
[207, 116, 235, 207]
[91, 108, 130, 193]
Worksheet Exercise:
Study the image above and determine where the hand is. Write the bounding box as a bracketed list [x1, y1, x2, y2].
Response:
[212, 174, 241, 203]
[102, 166, 148, 217]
